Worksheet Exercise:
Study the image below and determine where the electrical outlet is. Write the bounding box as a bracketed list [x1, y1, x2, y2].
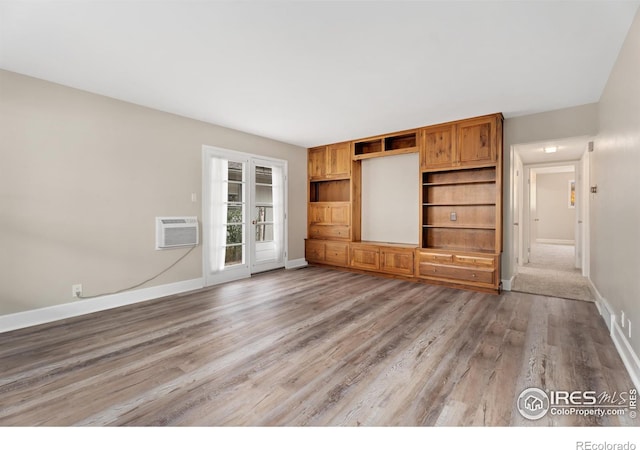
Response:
[621, 311, 626, 328]
[72, 284, 82, 298]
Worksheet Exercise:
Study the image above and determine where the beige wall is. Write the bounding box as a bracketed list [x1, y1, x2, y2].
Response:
[535, 172, 576, 242]
[592, 9, 640, 352]
[0, 70, 306, 315]
[502, 103, 598, 282]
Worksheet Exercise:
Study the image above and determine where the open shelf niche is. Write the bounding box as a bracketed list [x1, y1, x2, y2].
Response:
[353, 131, 418, 160]
[310, 179, 350, 203]
[421, 166, 498, 253]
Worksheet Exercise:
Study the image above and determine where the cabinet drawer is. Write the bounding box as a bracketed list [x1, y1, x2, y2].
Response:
[325, 242, 349, 266]
[454, 255, 495, 268]
[309, 225, 350, 240]
[305, 240, 325, 262]
[419, 262, 494, 284]
[380, 248, 414, 276]
[351, 246, 380, 271]
[419, 251, 453, 264]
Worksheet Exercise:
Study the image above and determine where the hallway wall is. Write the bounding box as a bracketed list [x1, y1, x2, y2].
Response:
[592, 8, 640, 355]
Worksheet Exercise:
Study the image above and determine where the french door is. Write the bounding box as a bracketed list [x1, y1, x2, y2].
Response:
[203, 147, 286, 286]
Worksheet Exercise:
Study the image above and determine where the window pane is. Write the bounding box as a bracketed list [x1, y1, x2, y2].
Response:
[255, 206, 273, 222]
[255, 166, 272, 184]
[228, 182, 243, 203]
[255, 184, 272, 203]
[255, 224, 274, 242]
[225, 245, 243, 266]
[226, 225, 243, 245]
[228, 162, 243, 181]
[227, 205, 243, 223]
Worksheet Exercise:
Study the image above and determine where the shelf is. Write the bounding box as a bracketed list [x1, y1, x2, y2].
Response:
[309, 175, 351, 182]
[423, 225, 496, 230]
[423, 202, 496, 207]
[353, 146, 418, 160]
[422, 246, 497, 255]
[423, 179, 495, 187]
[423, 167, 496, 185]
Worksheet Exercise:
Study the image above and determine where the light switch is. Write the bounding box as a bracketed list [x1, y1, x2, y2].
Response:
[450, 212, 457, 221]
[191, 193, 197, 202]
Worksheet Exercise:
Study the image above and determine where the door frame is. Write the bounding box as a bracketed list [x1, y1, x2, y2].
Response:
[202, 145, 288, 287]
[522, 161, 580, 267]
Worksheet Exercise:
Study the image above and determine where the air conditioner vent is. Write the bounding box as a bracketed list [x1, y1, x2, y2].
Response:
[156, 216, 199, 249]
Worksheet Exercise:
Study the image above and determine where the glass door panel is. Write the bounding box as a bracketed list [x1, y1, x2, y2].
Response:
[251, 161, 285, 272]
[224, 161, 246, 267]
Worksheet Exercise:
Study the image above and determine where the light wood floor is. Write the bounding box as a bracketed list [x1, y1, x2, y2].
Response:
[0, 267, 635, 426]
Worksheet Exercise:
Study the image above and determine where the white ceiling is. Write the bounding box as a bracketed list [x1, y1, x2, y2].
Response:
[516, 135, 592, 165]
[1, 1, 638, 148]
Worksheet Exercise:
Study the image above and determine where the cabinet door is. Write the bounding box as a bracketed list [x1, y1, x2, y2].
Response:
[308, 204, 329, 224]
[457, 117, 495, 166]
[325, 242, 349, 267]
[305, 240, 325, 263]
[326, 142, 351, 178]
[308, 146, 326, 179]
[421, 125, 456, 170]
[380, 248, 414, 276]
[329, 204, 350, 225]
[309, 204, 349, 226]
[350, 245, 380, 271]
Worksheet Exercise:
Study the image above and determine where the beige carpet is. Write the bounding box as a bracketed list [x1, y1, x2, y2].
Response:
[512, 243, 594, 302]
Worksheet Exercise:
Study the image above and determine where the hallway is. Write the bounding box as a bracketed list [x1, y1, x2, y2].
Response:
[512, 243, 594, 302]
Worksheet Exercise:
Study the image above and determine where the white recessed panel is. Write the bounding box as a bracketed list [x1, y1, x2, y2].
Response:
[361, 153, 419, 245]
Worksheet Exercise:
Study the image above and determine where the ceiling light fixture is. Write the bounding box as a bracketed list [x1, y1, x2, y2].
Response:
[544, 146, 558, 153]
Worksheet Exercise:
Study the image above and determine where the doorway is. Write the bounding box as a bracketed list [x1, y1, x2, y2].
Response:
[202, 146, 287, 287]
[510, 137, 593, 301]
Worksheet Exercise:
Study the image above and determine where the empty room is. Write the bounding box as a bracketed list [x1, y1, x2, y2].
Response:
[1, 0, 639, 443]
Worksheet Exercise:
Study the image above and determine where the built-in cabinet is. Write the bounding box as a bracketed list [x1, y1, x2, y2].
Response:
[309, 142, 351, 180]
[305, 113, 503, 293]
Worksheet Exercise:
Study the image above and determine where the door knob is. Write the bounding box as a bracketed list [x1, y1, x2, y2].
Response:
[252, 220, 257, 225]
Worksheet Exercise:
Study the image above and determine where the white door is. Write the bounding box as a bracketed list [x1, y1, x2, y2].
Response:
[203, 147, 286, 287]
[250, 159, 286, 273]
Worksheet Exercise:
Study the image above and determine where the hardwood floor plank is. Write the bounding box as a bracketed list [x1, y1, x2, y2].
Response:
[0, 267, 635, 426]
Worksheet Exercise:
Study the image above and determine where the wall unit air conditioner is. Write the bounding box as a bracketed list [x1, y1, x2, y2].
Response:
[156, 217, 199, 249]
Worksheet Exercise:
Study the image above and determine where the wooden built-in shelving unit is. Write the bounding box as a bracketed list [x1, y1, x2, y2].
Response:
[306, 113, 503, 293]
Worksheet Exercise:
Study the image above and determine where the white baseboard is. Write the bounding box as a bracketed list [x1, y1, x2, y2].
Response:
[589, 278, 640, 391]
[611, 321, 640, 391]
[501, 275, 514, 291]
[535, 239, 575, 245]
[285, 258, 308, 269]
[0, 278, 203, 334]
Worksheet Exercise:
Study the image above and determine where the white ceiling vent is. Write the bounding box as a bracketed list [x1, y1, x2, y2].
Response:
[156, 217, 199, 249]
